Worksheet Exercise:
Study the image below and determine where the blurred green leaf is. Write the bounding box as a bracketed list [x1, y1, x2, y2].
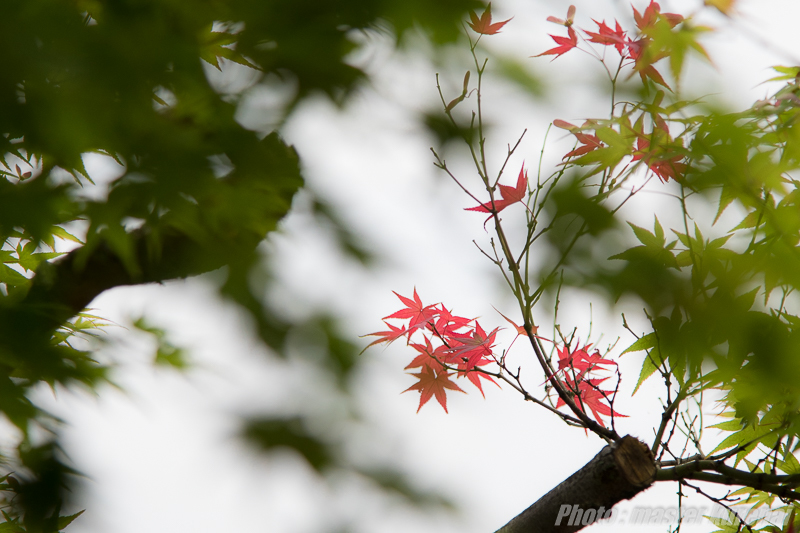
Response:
[133, 318, 189, 370]
[242, 417, 335, 473]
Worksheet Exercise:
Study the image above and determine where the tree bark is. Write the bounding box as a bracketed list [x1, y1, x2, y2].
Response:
[495, 435, 655, 533]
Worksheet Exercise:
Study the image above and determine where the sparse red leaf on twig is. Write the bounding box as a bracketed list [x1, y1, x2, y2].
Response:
[468, 3, 512, 35]
[633, 1, 683, 31]
[557, 343, 616, 374]
[535, 27, 578, 59]
[585, 19, 627, 54]
[361, 321, 409, 352]
[465, 164, 528, 214]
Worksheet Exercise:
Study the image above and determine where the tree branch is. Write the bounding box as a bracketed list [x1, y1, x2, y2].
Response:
[495, 436, 655, 533]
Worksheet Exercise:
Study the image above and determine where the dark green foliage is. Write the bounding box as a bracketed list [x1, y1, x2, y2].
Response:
[555, 66, 800, 509]
[16, 443, 76, 533]
[549, 178, 615, 238]
[133, 318, 188, 369]
[244, 417, 336, 473]
[424, 111, 478, 148]
[0, 0, 481, 529]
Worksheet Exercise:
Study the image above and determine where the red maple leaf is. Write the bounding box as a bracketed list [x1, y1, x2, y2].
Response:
[404, 365, 464, 413]
[585, 19, 627, 54]
[637, 62, 671, 89]
[553, 119, 577, 130]
[494, 308, 529, 337]
[383, 288, 438, 330]
[632, 136, 687, 182]
[624, 37, 645, 61]
[457, 364, 498, 398]
[468, 3, 512, 35]
[557, 376, 626, 426]
[534, 27, 578, 60]
[557, 343, 616, 374]
[624, 3, 681, 90]
[465, 164, 528, 214]
[554, 120, 605, 160]
[623, 35, 671, 89]
[407, 314, 500, 399]
[563, 132, 603, 159]
[361, 320, 409, 351]
[446, 321, 498, 369]
[431, 305, 473, 338]
[633, 1, 683, 31]
[493, 307, 540, 354]
[405, 336, 450, 371]
[632, 121, 687, 182]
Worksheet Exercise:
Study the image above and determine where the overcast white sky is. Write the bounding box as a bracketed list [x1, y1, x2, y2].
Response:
[34, 1, 800, 532]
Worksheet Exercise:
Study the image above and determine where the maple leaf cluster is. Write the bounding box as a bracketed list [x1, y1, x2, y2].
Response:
[365, 289, 500, 413]
[554, 116, 687, 183]
[533, 3, 694, 182]
[364, 290, 625, 426]
[537, 2, 683, 89]
[552, 343, 625, 427]
[631, 116, 687, 182]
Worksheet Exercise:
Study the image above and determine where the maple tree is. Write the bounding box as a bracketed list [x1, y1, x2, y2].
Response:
[367, 1, 800, 532]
